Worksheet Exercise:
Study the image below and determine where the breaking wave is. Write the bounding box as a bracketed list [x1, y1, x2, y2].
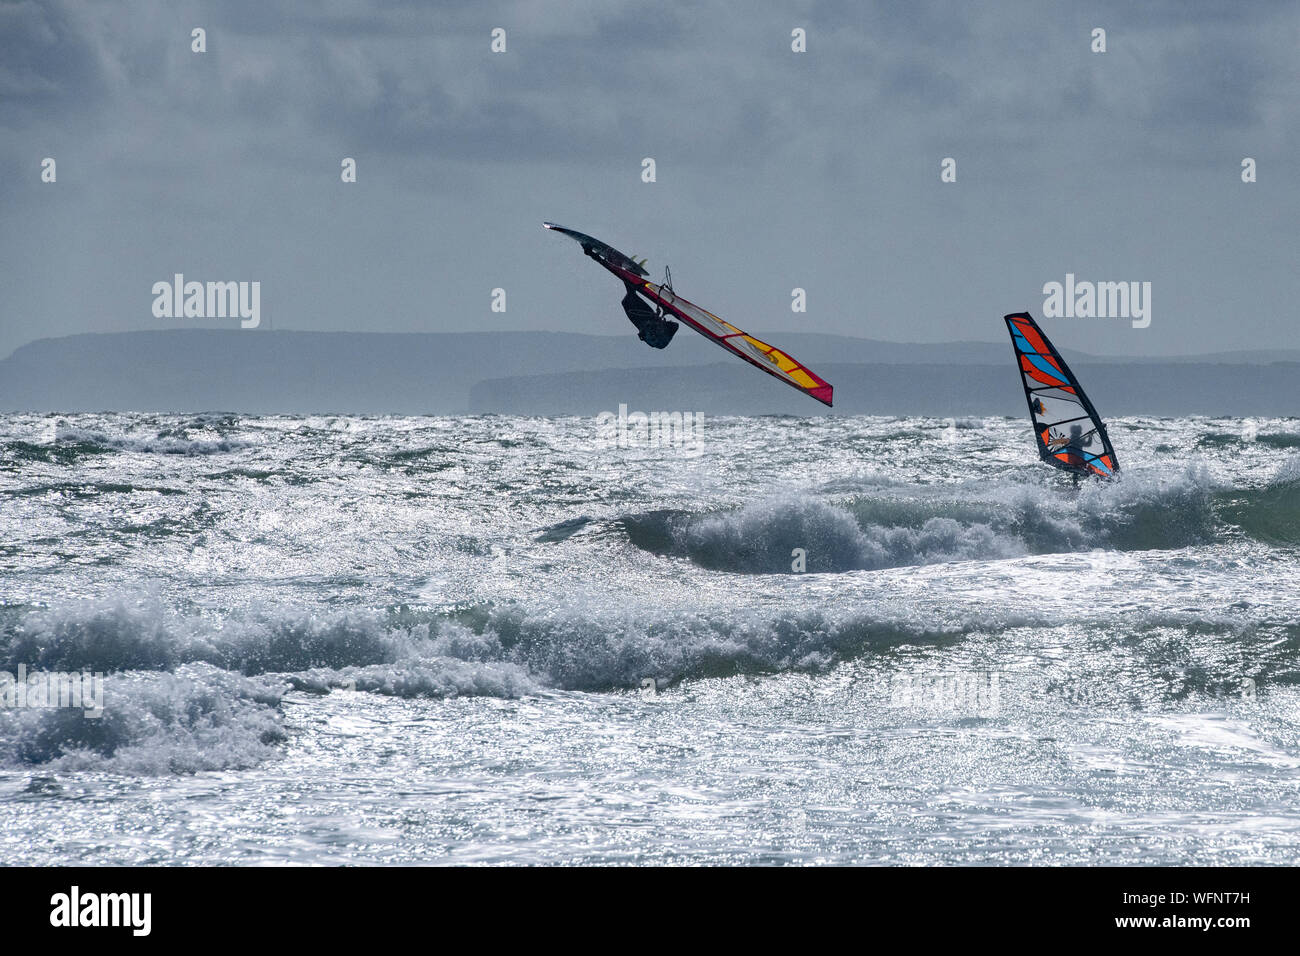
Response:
[50, 423, 252, 456]
[1217, 456, 1300, 546]
[0, 594, 1005, 701]
[621, 466, 1222, 573]
[0, 664, 286, 774]
[3, 576, 1297, 774]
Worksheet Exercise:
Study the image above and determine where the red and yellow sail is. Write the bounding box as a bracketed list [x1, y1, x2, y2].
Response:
[545, 222, 833, 407]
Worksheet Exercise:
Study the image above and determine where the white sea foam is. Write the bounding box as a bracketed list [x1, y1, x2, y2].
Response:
[52, 423, 252, 455]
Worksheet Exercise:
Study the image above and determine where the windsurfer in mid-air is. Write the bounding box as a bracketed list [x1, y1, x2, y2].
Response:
[544, 221, 834, 406]
[620, 281, 678, 349]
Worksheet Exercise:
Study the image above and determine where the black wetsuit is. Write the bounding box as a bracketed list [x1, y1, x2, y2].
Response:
[621, 282, 678, 349]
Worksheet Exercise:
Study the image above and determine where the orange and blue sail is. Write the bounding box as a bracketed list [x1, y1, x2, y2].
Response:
[1004, 311, 1118, 478]
[544, 222, 833, 407]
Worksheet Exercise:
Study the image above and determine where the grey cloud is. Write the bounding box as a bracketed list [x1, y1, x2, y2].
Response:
[0, 0, 111, 126]
[1, 0, 1297, 363]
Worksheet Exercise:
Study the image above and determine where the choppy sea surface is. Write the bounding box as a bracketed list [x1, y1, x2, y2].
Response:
[1, 412, 1298, 865]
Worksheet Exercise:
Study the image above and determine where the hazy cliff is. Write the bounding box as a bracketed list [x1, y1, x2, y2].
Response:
[1, 329, 1296, 416]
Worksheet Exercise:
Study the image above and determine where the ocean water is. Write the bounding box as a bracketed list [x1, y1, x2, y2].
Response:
[1, 411, 1298, 865]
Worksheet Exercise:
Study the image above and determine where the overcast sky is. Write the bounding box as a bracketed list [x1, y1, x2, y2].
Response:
[3, 0, 1297, 360]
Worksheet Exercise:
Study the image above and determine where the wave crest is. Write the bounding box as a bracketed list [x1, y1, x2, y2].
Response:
[622, 467, 1221, 573]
